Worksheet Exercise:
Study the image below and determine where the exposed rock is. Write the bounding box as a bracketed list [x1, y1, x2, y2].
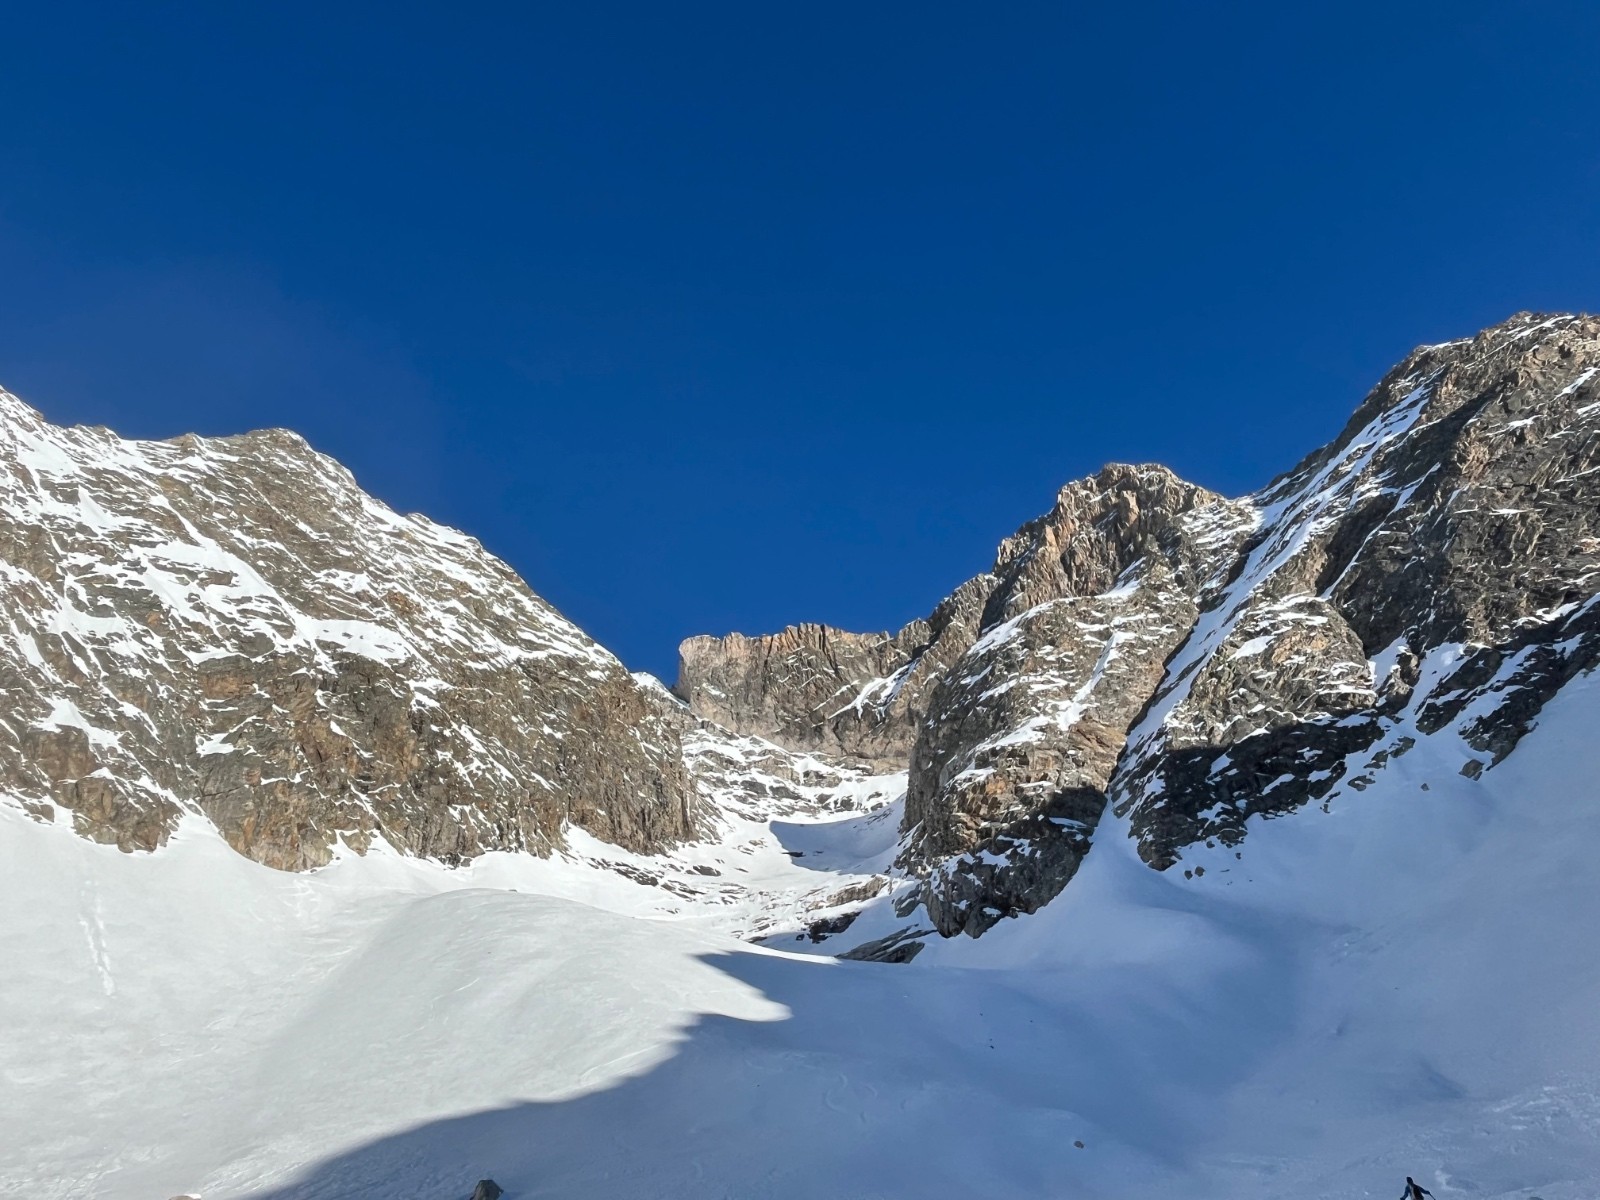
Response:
[806, 909, 862, 941]
[1114, 311, 1600, 867]
[0, 392, 703, 869]
[677, 715, 901, 824]
[675, 576, 995, 771]
[838, 927, 933, 964]
[8, 310, 1600, 952]
[822, 876, 889, 907]
[470, 1181, 503, 1200]
[677, 465, 1259, 936]
[686, 311, 1600, 940]
[902, 466, 1253, 934]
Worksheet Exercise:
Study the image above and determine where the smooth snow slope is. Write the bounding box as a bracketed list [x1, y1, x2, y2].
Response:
[6, 674, 1600, 1199]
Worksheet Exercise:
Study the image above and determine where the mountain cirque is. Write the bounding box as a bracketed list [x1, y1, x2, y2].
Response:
[680, 312, 1600, 938]
[4, 311, 1599, 945]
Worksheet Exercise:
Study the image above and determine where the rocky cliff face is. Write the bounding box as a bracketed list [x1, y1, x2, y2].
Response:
[675, 465, 1256, 936]
[0, 392, 702, 869]
[904, 466, 1254, 934]
[1113, 311, 1600, 871]
[674, 576, 997, 773]
[6, 311, 1597, 949]
[678, 311, 1600, 940]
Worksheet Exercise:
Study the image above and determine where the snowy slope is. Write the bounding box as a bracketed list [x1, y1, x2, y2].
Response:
[6, 665, 1598, 1199]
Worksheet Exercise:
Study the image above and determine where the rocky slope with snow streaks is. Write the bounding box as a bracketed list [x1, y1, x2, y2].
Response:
[1114, 311, 1600, 870]
[0, 392, 702, 869]
[679, 311, 1600, 944]
[4, 310, 1599, 952]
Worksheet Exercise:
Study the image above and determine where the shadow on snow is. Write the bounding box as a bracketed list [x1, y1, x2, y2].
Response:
[243, 894, 1304, 1200]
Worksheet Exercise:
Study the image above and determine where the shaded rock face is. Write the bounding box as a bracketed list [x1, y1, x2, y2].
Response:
[683, 312, 1600, 938]
[0, 393, 702, 869]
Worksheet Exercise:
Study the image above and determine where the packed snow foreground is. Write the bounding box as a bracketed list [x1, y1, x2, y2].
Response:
[6, 312, 1600, 1199]
[6, 671, 1599, 1199]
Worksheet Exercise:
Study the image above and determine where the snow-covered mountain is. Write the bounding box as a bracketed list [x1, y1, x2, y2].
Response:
[5, 312, 1600, 1199]
[0, 393, 707, 867]
[683, 312, 1600, 947]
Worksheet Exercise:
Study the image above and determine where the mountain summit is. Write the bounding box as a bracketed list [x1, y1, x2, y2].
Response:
[0, 390, 702, 868]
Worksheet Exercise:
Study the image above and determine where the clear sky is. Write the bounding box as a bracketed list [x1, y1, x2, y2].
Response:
[3, 2, 1598, 680]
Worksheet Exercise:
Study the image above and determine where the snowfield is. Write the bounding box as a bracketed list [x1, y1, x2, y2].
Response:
[6, 673, 1600, 1199]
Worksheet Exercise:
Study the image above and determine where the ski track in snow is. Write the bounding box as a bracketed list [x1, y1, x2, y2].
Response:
[5, 665, 1600, 1200]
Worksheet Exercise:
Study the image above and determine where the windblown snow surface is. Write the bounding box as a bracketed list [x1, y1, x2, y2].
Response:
[6, 669, 1600, 1199]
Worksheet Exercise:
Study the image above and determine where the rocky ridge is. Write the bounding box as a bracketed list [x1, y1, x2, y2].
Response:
[0, 392, 704, 869]
[5, 310, 1599, 952]
[1113, 311, 1600, 871]
[680, 312, 1600, 940]
[675, 576, 994, 773]
[904, 466, 1255, 934]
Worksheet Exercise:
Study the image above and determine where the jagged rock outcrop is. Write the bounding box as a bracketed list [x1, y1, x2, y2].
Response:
[683, 311, 1600, 940]
[904, 466, 1254, 934]
[1113, 311, 1600, 869]
[7, 310, 1599, 946]
[675, 576, 994, 770]
[677, 464, 1260, 936]
[0, 391, 703, 869]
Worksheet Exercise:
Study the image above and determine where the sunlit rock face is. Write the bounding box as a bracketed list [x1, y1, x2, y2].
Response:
[681, 312, 1600, 937]
[674, 575, 996, 774]
[0, 392, 703, 869]
[7, 311, 1600, 943]
[1114, 312, 1600, 871]
[674, 461, 1257, 939]
[902, 465, 1253, 935]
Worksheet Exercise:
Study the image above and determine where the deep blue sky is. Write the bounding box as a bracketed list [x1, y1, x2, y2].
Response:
[3, 3, 1598, 679]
